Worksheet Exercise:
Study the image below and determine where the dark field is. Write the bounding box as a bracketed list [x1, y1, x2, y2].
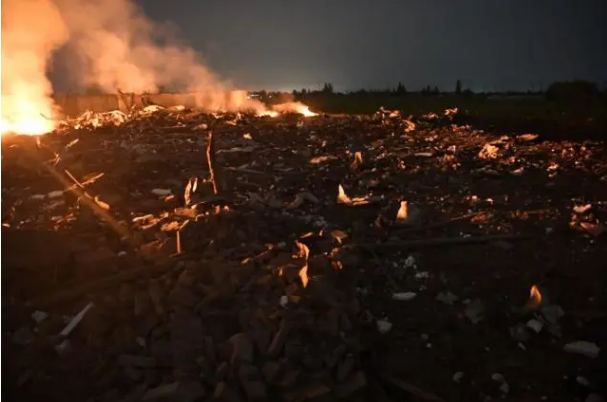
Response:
[297, 94, 607, 140]
[2, 105, 606, 402]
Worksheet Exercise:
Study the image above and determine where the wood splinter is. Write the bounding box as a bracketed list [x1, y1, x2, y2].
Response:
[206, 131, 221, 195]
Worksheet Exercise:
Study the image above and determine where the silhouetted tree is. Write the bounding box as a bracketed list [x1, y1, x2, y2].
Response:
[396, 82, 407, 95]
[455, 79, 462, 95]
[322, 83, 334, 94]
[433, 86, 440, 95]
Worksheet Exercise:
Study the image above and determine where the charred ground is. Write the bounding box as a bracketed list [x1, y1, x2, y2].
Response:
[2, 107, 606, 402]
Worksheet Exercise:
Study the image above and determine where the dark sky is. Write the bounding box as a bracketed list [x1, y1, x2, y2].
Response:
[142, 0, 606, 91]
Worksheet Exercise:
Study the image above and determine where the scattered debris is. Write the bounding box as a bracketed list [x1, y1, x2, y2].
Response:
[392, 292, 417, 301]
[563, 341, 601, 358]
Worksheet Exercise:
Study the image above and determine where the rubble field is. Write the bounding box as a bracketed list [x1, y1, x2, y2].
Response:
[2, 106, 606, 402]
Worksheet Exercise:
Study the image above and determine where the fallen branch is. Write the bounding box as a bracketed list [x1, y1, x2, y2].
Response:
[345, 233, 530, 250]
[206, 131, 220, 194]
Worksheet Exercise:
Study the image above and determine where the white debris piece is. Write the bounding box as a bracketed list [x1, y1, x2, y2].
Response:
[404, 255, 416, 268]
[526, 318, 544, 333]
[47, 190, 64, 199]
[563, 341, 600, 358]
[59, 302, 94, 337]
[376, 319, 393, 334]
[279, 295, 288, 308]
[30, 194, 46, 200]
[151, 188, 172, 196]
[392, 292, 417, 301]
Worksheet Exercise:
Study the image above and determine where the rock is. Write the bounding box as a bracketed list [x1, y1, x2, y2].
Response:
[336, 355, 355, 382]
[142, 380, 205, 402]
[228, 333, 254, 364]
[267, 320, 289, 356]
[11, 327, 35, 345]
[325, 344, 347, 369]
[261, 361, 282, 383]
[238, 365, 267, 400]
[335, 371, 367, 399]
[118, 354, 157, 368]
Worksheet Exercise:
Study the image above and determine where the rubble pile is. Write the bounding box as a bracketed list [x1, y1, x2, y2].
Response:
[2, 105, 606, 402]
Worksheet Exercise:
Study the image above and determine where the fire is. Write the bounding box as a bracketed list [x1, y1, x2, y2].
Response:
[1, 103, 56, 137]
[294, 104, 317, 117]
[1, 0, 67, 137]
[267, 102, 318, 117]
[523, 284, 543, 311]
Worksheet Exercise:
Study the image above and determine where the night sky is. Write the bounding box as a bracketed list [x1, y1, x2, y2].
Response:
[131, 1, 606, 91]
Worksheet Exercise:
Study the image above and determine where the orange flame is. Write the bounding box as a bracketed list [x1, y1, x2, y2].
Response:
[524, 285, 543, 311]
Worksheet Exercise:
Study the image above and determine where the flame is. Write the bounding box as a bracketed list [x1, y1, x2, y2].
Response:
[1, 0, 67, 136]
[267, 102, 317, 117]
[529, 285, 542, 306]
[523, 284, 543, 311]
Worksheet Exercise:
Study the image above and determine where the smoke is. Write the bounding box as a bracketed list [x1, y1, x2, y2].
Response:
[1, 0, 267, 135]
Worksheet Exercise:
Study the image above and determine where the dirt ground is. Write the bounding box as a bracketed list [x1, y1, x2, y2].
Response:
[2, 106, 606, 402]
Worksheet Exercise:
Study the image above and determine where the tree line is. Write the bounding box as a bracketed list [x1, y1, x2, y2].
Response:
[280, 80, 605, 101]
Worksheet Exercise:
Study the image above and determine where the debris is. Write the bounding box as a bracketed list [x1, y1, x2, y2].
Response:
[435, 291, 458, 305]
[383, 373, 445, 401]
[563, 341, 601, 358]
[452, 372, 465, 383]
[464, 299, 485, 324]
[377, 319, 393, 334]
[478, 143, 499, 159]
[392, 292, 417, 301]
[47, 190, 64, 199]
[31, 310, 49, 324]
[59, 302, 94, 337]
[526, 318, 544, 333]
[151, 188, 172, 196]
[396, 201, 422, 226]
[11, 327, 35, 346]
[336, 184, 370, 206]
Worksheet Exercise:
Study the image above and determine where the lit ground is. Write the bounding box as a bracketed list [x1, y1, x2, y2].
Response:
[2, 107, 606, 402]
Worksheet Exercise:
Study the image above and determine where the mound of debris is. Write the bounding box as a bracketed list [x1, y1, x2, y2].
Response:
[2, 106, 606, 402]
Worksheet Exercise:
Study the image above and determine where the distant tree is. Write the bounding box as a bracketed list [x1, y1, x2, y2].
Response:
[322, 83, 334, 94]
[433, 86, 440, 95]
[455, 79, 462, 95]
[396, 82, 407, 95]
